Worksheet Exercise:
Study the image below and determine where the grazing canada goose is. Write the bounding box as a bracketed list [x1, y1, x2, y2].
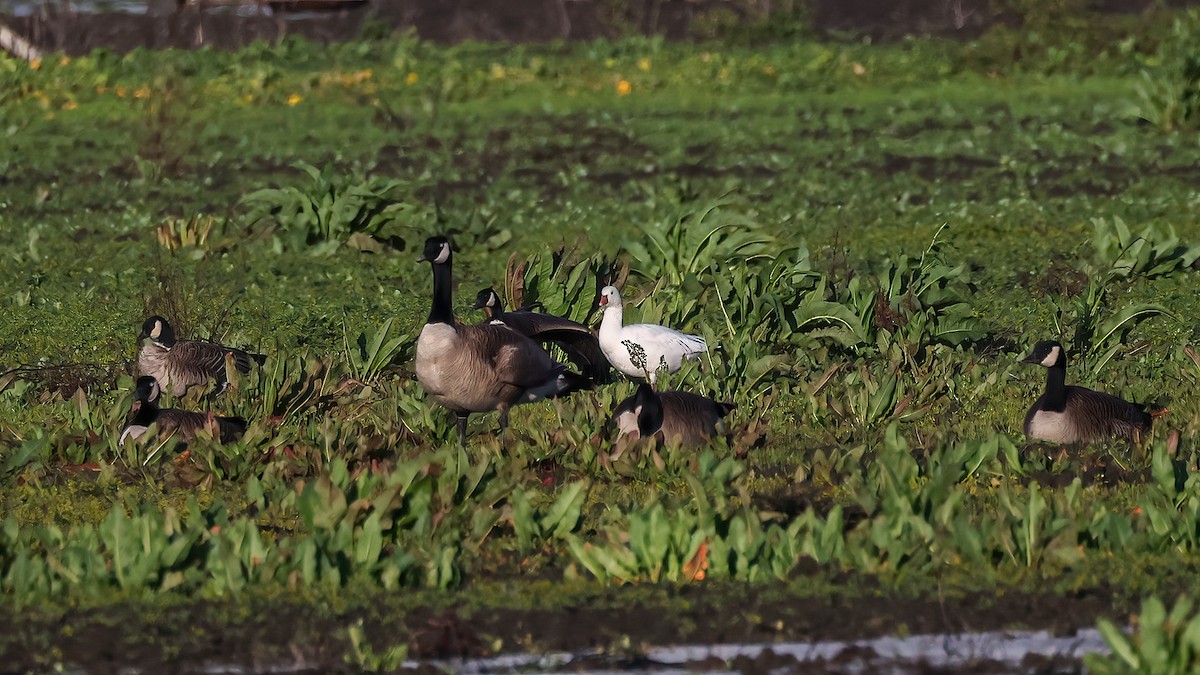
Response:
[137, 315, 266, 397]
[610, 382, 735, 453]
[473, 287, 612, 383]
[1021, 339, 1155, 444]
[597, 285, 707, 383]
[120, 376, 247, 446]
[415, 236, 592, 445]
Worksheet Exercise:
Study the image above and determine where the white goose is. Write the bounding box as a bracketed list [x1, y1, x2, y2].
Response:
[597, 285, 707, 383]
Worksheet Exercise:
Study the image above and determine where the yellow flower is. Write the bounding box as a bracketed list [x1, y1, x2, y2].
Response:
[406, 71, 419, 85]
[116, 85, 127, 97]
[852, 62, 866, 76]
[240, 93, 254, 104]
[58, 55, 70, 67]
[616, 79, 631, 96]
[30, 58, 41, 70]
[133, 86, 150, 99]
[763, 65, 776, 76]
[358, 68, 373, 80]
[637, 58, 651, 72]
[490, 63, 506, 80]
[95, 85, 107, 94]
[287, 93, 303, 106]
[62, 100, 78, 110]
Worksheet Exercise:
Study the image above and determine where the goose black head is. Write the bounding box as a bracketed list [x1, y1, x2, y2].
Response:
[138, 316, 176, 347]
[473, 287, 501, 311]
[134, 375, 162, 404]
[418, 236, 453, 265]
[1021, 340, 1066, 369]
[634, 382, 665, 437]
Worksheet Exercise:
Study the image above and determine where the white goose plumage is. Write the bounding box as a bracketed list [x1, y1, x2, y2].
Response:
[597, 285, 707, 383]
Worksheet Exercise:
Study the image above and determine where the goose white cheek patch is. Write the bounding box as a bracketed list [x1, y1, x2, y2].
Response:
[150, 322, 162, 339]
[1040, 346, 1060, 367]
[433, 245, 451, 264]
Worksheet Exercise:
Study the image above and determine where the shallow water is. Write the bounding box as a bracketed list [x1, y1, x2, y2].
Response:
[0, 1, 277, 17]
[424, 628, 1109, 674]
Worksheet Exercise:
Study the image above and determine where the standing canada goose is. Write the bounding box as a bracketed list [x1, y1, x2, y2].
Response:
[120, 376, 247, 446]
[1021, 339, 1155, 444]
[415, 236, 592, 446]
[138, 316, 266, 397]
[473, 287, 612, 383]
[597, 285, 707, 383]
[610, 382, 735, 453]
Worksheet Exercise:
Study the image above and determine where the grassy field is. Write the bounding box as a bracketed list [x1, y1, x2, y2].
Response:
[4, 8, 1200, 672]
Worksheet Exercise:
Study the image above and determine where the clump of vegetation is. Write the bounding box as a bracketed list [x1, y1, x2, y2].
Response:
[242, 161, 426, 254]
[1134, 10, 1200, 132]
[1088, 595, 1200, 674]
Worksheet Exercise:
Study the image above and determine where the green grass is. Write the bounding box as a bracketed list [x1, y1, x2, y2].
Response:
[4, 9, 1200, 669]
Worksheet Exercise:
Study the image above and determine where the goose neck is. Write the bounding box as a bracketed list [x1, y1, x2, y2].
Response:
[599, 304, 624, 333]
[426, 261, 456, 326]
[1041, 364, 1067, 411]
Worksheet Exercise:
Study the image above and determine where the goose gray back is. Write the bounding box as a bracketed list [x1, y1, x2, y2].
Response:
[1021, 339, 1154, 444]
[137, 316, 266, 397]
[415, 237, 592, 445]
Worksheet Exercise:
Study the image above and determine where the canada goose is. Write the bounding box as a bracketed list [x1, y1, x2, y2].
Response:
[473, 287, 612, 383]
[1021, 339, 1154, 444]
[415, 236, 592, 445]
[597, 286, 707, 383]
[137, 316, 266, 397]
[610, 382, 735, 454]
[120, 376, 247, 446]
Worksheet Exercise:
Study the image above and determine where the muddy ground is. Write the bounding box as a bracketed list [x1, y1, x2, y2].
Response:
[0, 580, 1126, 673]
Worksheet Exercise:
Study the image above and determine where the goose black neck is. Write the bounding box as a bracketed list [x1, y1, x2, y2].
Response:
[132, 398, 159, 427]
[636, 385, 665, 436]
[1041, 364, 1067, 412]
[426, 259, 456, 326]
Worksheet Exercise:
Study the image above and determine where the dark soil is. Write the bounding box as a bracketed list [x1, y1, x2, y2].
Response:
[0, 582, 1129, 673]
[10, 0, 1200, 56]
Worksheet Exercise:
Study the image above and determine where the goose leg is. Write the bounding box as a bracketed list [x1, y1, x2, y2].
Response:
[497, 406, 511, 439]
[455, 412, 469, 447]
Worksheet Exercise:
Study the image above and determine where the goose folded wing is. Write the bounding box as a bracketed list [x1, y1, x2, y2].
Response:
[155, 409, 207, 439]
[1067, 387, 1152, 438]
[622, 324, 706, 353]
[466, 324, 559, 389]
[171, 341, 236, 374]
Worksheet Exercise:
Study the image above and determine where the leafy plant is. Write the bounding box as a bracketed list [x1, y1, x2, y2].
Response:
[1092, 216, 1200, 281]
[155, 214, 225, 257]
[1088, 595, 1200, 674]
[1133, 11, 1200, 132]
[1050, 275, 1170, 381]
[341, 317, 413, 383]
[503, 246, 625, 324]
[242, 161, 421, 254]
[621, 196, 776, 289]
